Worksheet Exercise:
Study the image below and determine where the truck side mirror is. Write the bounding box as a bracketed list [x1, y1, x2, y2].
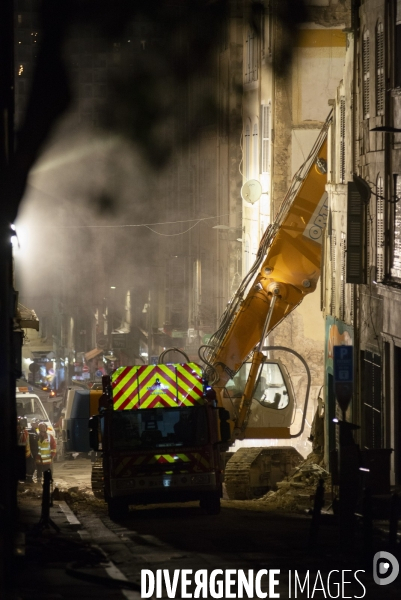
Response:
[89, 415, 99, 451]
[218, 407, 231, 443]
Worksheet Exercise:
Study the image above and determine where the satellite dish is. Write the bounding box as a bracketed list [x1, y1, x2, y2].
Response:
[241, 179, 262, 204]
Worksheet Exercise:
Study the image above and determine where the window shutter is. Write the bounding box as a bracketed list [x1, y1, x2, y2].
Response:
[376, 177, 384, 282]
[253, 123, 258, 177]
[330, 231, 337, 314]
[245, 30, 257, 84]
[353, 91, 359, 171]
[347, 182, 366, 283]
[261, 104, 270, 174]
[376, 23, 384, 116]
[350, 284, 354, 325]
[363, 31, 370, 119]
[245, 123, 251, 180]
[340, 233, 346, 321]
[366, 203, 371, 275]
[392, 175, 401, 279]
[340, 97, 346, 183]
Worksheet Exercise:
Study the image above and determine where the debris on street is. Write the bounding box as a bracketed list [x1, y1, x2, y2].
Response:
[259, 453, 331, 513]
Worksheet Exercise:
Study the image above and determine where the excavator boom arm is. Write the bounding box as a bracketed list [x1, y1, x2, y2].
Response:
[205, 115, 331, 403]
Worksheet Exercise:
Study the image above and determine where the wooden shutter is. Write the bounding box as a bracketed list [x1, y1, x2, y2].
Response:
[376, 22, 384, 116]
[363, 31, 370, 119]
[347, 182, 366, 283]
[392, 175, 401, 279]
[376, 177, 384, 282]
[340, 97, 346, 183]
[340, 232, 346, 321]
[330, 231, 337, 314]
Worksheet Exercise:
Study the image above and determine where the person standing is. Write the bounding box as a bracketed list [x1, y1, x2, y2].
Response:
[26, 419, 40, 483]
[36, 422, 57, 484]
[17, 417, 31, 481]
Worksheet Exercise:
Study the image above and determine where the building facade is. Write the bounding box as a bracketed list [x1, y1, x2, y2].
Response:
[237, 0, 350, 455]
[324, 0, 401, 484]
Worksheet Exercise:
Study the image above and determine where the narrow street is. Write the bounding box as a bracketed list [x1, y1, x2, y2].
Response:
[3, 1, 401, 598]
[14, 457, 400, 599]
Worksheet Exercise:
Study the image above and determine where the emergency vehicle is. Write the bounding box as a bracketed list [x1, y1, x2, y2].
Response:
[89, 362, 230, 519]
[16, 386, 55, 436]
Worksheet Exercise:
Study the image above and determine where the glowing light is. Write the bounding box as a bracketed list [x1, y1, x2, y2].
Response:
[332, 418, 339, 423]
[18, 65, 24, 76]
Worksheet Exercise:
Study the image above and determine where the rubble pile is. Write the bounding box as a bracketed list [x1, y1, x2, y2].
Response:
[259, 456, 331, 513]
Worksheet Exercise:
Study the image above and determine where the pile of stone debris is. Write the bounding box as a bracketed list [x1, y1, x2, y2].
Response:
[259, 453, 331, 513]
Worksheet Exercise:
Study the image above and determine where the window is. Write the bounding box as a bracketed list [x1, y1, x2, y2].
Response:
[376, 22, 384, 116]
[339, 97, 346, 183]
[261, 104, 270, 174]
[245, 29, 258, 83]
[347, 181, 366, 283]
[340, 233, 346, 321]
[396, 3, 401, 88]
[350, 284, 354, 325]
[352, 90, 359, 170]
[111, 407, 208, 450]
[366, 195, 372, 277]
[225, 362, 290, 410]
[363, 30, 370, 119]
[392, 175, 401, 279]
[376, 176, 384, 282]
[244, 122, 251, 180]
[253, 123, 259, 177]
[244, 236, 251, 275]
[330, 231, 337, 314]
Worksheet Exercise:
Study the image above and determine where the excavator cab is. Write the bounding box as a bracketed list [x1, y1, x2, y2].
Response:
[222, 359, 295, 437]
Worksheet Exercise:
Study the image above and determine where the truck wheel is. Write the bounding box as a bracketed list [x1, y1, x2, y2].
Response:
[107, 498, 129, 521]
[200, 492, 220, 515]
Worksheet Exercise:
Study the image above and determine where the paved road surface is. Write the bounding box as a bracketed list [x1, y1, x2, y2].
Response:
[44, 458, 401, 599]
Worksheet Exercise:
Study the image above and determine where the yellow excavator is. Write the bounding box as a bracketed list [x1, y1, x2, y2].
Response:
[194, 113, 331, 498]
[87, 114, 332, 513]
